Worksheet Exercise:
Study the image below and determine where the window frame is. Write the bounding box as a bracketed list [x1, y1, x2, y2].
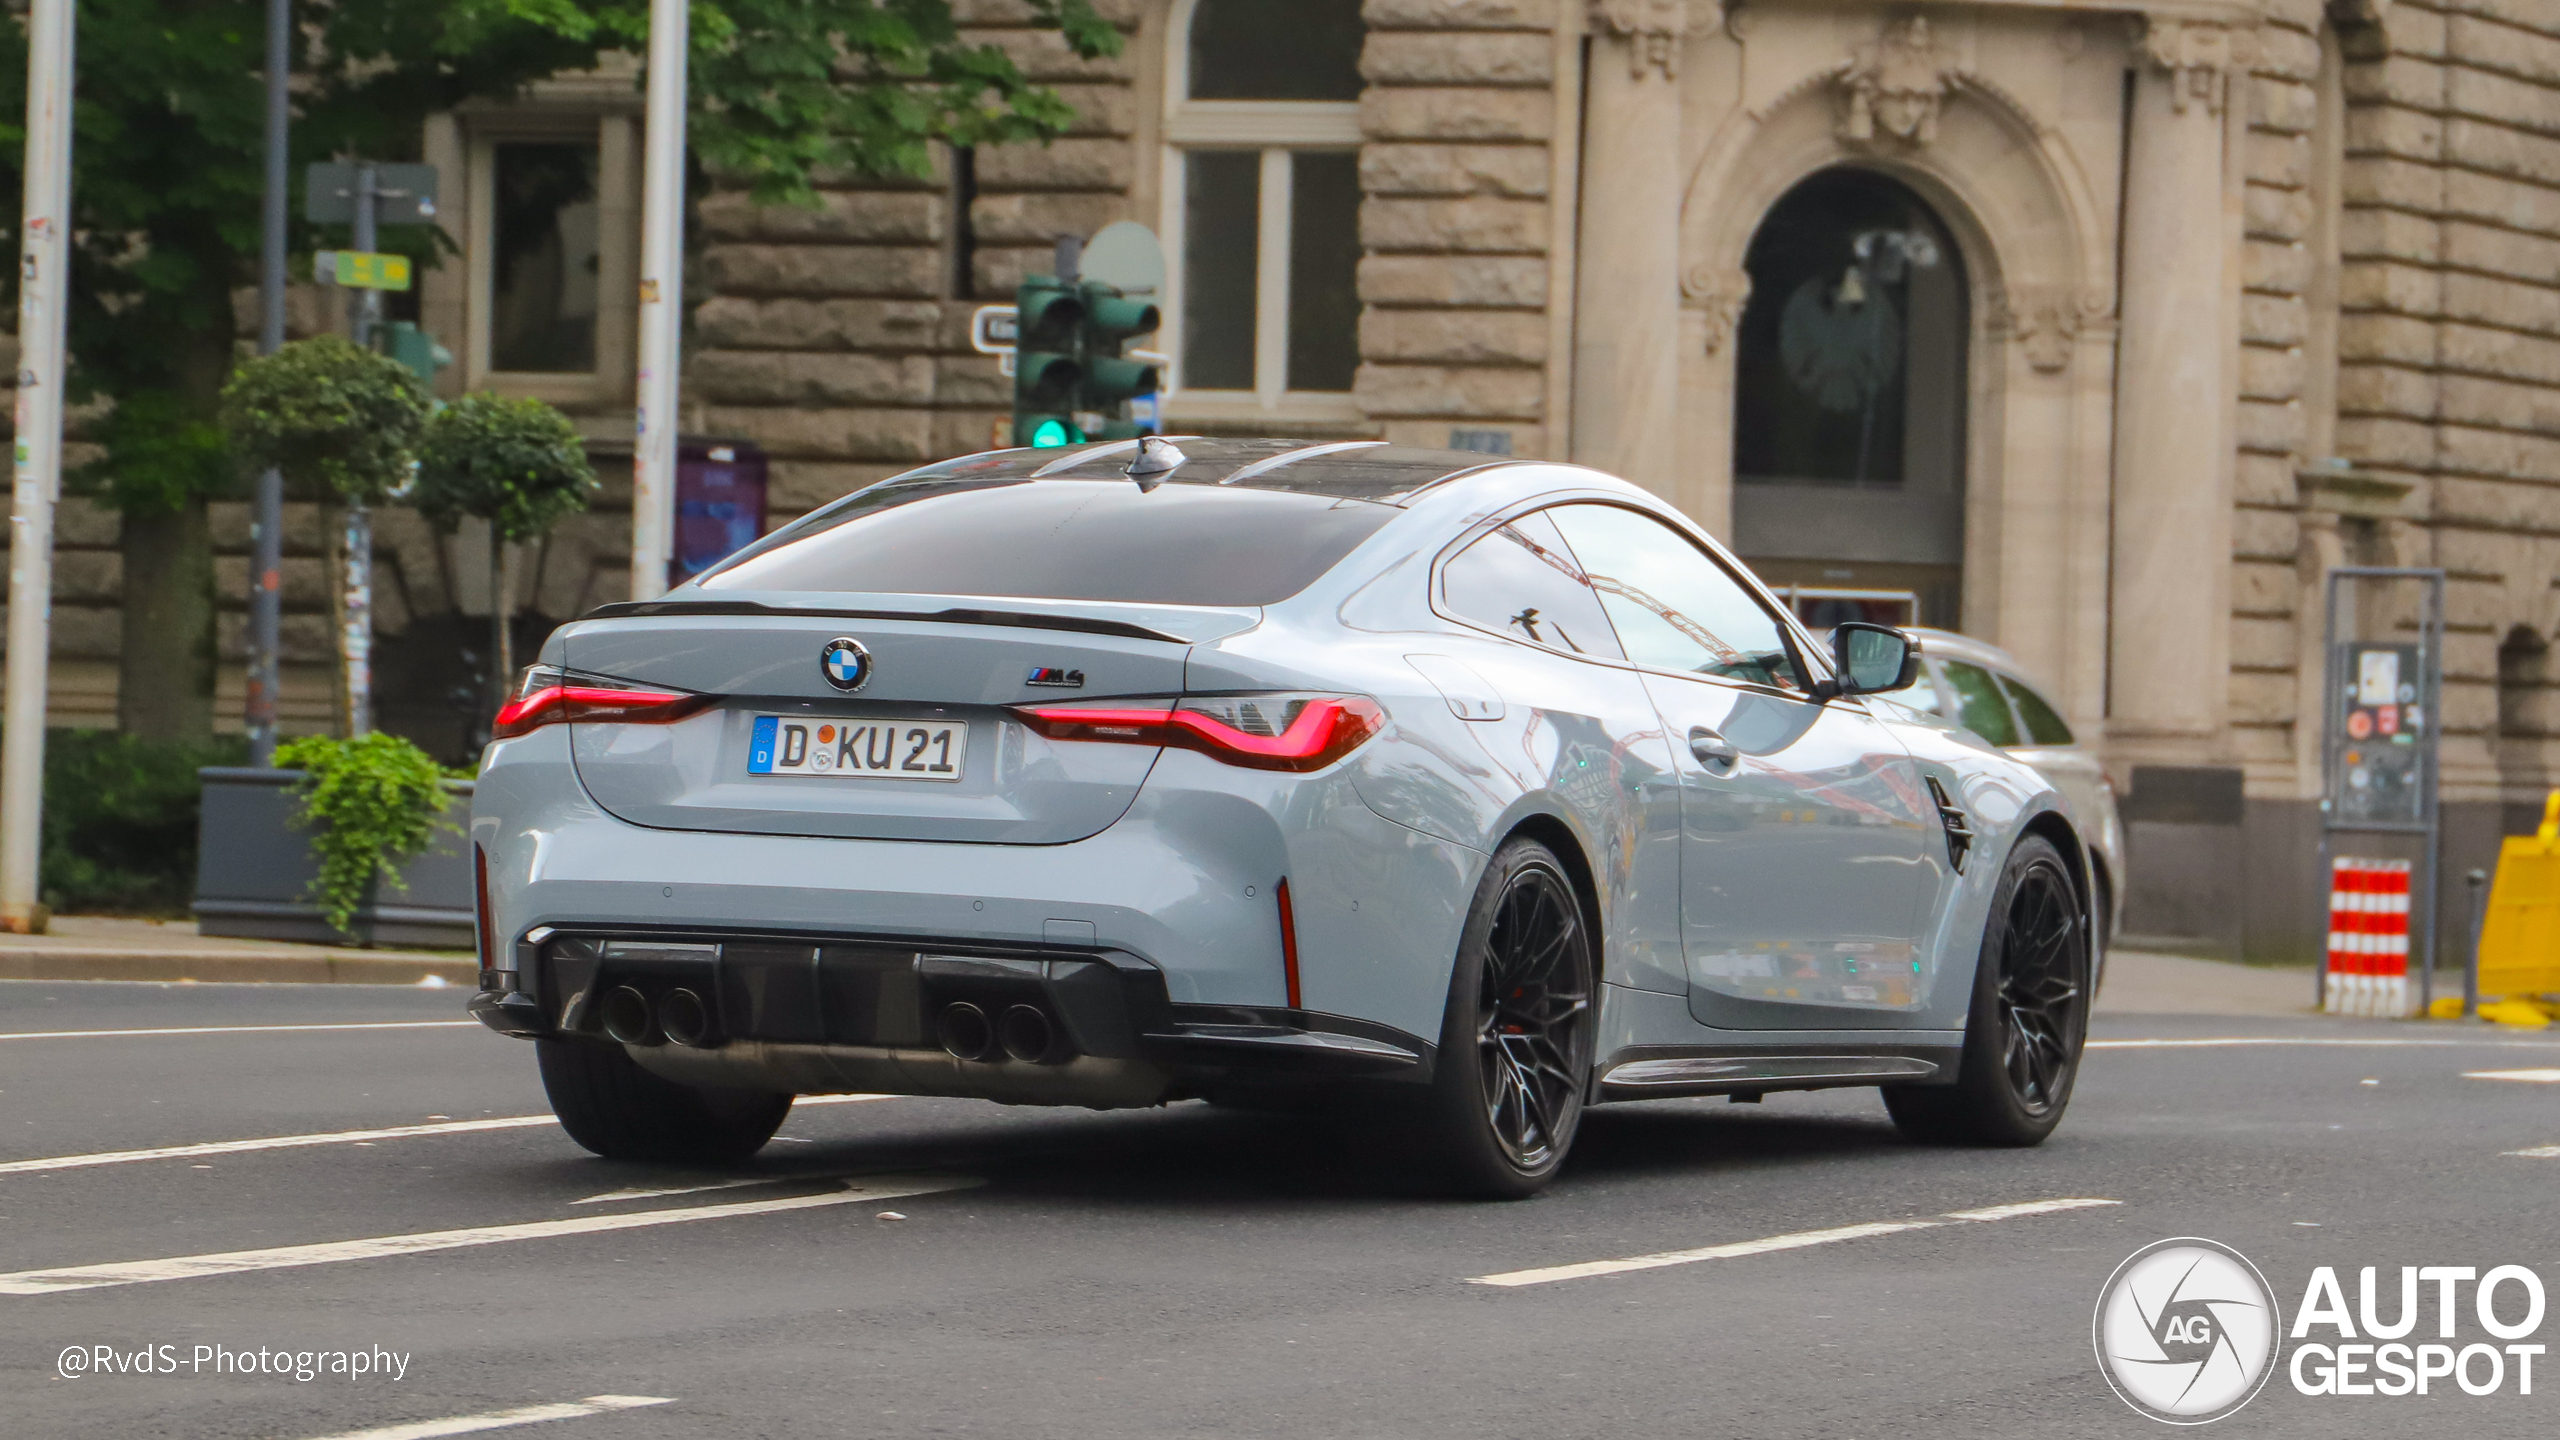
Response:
[1429, 497, 1835, 702]
[1159, 0, 1365, 423]
[458, 109, 639, 406]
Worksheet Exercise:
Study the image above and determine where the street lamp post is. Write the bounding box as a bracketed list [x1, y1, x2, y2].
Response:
[628, 0, 689, 602]
[1, 0, 77, 933]
[245, 0, 291, 765]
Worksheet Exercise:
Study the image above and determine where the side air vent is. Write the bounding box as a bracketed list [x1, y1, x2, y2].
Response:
[1926, 775, 1974, 873]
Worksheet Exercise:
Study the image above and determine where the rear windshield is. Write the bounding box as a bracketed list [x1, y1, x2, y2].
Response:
[698, 478, 1397, 606]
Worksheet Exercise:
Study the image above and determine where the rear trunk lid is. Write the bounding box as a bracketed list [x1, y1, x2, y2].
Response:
[562, 596, 1250, 844]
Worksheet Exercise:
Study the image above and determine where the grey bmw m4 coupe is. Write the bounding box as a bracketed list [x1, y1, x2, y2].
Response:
[468, 437, 2097, 1196]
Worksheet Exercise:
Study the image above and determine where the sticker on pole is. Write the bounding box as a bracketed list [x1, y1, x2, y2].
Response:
[316, 251, 412, 291]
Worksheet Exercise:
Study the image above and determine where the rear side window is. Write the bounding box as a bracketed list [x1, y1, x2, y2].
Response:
[1938, 660, 2021, 747]
[1439, 510, 1624, 659]
[1997, 672, 2074, 745]
[699, 479, 1396, 606]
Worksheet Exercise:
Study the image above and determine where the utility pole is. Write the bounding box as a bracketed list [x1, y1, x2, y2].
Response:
[246, 0, 290, 766]
[1, 0, 76, 934]
[628, 0, 689, 602]
[337, 163, 379, 735]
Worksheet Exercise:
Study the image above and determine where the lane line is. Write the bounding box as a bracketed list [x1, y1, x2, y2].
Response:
[0, 1093, 895, 1177]
[2466, 1068, 2560, 1083]
[571, 1177, 783, 1206]
[0, 1174, 979, 1296]
[2505, 1145, 2560, 1158]
[0, 1021, 481, 1041]
[1467, 1197, 2119, 1288]
[299, 1394, 672, 1440]
[2091, 1037, 2560, 1050]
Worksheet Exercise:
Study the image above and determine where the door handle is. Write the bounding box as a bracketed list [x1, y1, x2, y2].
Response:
[1689, 725, 1740, 771]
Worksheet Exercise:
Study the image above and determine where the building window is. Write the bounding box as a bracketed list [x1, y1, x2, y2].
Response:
[490, 141, 601, 373]
[1163, 0, 1365, 413]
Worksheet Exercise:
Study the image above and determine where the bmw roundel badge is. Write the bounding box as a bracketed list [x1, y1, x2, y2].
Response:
[819, 637, 871, 692]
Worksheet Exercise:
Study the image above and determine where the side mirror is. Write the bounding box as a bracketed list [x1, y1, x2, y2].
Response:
[1824, 622, 1922, 698]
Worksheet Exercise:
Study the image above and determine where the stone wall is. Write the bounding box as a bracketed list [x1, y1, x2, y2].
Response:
[1356, 0, 1560, 458]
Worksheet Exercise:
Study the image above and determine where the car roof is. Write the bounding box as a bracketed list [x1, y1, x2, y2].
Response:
[878, 438, 1512, 505]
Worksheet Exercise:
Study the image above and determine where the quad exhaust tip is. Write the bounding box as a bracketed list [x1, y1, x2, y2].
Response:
[937, 1002, 997, 1062]
[1000, 1004, 1061, 1064]
[598, 985, 657, 1046]
[658, 987, 714, 1048]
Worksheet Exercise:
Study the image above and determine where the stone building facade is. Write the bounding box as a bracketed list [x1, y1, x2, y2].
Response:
[9, 0, 2559, 961]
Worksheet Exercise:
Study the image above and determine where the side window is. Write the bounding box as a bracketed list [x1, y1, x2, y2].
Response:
[1938, 660, 2021, 747]
[1439, 510, 1625, 659]
[1545, 504, 1805, 692]
[1997, 672, 2074, 745]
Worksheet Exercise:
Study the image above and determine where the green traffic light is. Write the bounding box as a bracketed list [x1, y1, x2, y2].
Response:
[1030, 418, 1074, 448]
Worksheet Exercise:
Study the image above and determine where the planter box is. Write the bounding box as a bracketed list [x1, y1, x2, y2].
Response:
[192, 767, 476, 949]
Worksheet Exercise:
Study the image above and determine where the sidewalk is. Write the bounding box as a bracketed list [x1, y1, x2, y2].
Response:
[0, 916, 475, 986]
[2096, 948, 2319, 1018]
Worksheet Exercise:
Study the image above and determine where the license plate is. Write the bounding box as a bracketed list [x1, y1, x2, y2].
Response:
[748, 716, 965, 781]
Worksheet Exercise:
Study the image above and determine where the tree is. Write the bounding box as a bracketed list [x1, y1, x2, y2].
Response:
[219, 335, 432, 734]
[0, 1, 1120, 742]
[411, 392, 597, 719]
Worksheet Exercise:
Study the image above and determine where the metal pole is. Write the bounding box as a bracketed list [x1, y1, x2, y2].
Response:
[2463, 867, 2487, 1019]
[628, 0, 689, 602]
[1, 0, 76, 934]
[339, 164, 377, 735]
[246, 0, 290, 766]
[2416, 574, 2443, 1016]
[2314, 569, 2341, 1013]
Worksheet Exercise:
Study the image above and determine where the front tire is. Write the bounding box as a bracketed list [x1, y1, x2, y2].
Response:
[1885, 833, 2088, 1146]
[1413, 838, 1597, 1198]
[537, 1037, 793, 1164]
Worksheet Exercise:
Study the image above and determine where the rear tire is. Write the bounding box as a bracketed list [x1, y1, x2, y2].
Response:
[536, 1037, 793, 1164]
[1410, 838, 1597, 1198]
[1884, 834, 2088, 1147]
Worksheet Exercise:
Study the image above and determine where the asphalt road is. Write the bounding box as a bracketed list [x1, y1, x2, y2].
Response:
[5, 978, 2558, 1439]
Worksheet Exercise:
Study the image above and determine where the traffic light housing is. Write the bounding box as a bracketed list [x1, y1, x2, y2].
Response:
[1010, 274, 1161, 447]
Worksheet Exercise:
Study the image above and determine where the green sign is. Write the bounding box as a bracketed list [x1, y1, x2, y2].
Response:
[318, 250, 412, 291]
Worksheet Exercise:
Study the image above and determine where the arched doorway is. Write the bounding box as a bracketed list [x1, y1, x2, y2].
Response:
[1732, 169, 1968, 629]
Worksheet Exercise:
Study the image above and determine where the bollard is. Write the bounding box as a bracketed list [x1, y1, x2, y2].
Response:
[2464, 867, 2487, 1020]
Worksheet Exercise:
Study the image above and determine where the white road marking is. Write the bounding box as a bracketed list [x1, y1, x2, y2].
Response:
[2091, 1036, 2560, 1050]
[298, 1394, 672, 1440]
[1467, 1197, 2119, 1288]
[0, 1021, 481, 1041]
[2466, 1069, 2560, 1083]
[570, 1177, 780, 1205]
[0, 1093, 894, 1177]
[2503, 1145, 2560, 1158]
[0, 1174, 979, 1296]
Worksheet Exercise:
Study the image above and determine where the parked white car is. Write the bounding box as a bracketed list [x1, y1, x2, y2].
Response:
[1882, 629, 2124, 953]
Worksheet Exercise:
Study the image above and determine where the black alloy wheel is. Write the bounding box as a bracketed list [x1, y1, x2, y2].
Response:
[1883, 833, 2088, 1146]
[1419, 837, 1596, 1197]
[1994, 852, 2083, 1116]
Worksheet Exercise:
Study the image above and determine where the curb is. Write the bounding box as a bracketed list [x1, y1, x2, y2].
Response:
[0, 950, 477, 987]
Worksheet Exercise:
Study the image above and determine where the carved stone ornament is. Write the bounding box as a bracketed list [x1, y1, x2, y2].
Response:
[1839, 16, 1960, 146]
[1995, 287, 2113, 374]
[1682, 265, 1753, 355]
[2141, 18, 2252, 115]
[1589, 0, 1690, 80]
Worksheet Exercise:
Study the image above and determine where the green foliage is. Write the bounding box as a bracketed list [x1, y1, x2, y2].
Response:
[273, 732, 464, 935]
[220, 336, 431, 505]
[412, 393, 599, 542]
[71, 389, 238, 518]
[29, 728, 248, 917]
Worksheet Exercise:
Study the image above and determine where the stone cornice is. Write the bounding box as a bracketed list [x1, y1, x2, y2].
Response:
[1719, 0, 2268, 31]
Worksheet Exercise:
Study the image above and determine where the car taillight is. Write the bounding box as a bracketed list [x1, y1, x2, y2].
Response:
[1011, 693, 1386, 773]
[490, 664, 714, 740]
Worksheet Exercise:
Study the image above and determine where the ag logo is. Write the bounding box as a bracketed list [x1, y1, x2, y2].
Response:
[2093, 1238, 2282, 1424]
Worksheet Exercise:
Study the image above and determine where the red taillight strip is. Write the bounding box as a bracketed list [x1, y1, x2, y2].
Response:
[472, 843, 497, 974]
[490, 684, 711, 740]
[1011, 697, 1385, 773]
[1276, 878, 1302, 1011]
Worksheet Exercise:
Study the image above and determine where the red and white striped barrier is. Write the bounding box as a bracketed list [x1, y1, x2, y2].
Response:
[2325, 857, 2411, 1017]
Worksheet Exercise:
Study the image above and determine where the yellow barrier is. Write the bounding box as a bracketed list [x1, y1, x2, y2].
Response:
[2476, 791, 2560, 1019]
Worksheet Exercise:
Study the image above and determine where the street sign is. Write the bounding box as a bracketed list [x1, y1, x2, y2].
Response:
[970, 304, 1018, 353]
[304, 162, 439, 225]
[1081, 221, 1165, 298]
[315, 250, 412, 291]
